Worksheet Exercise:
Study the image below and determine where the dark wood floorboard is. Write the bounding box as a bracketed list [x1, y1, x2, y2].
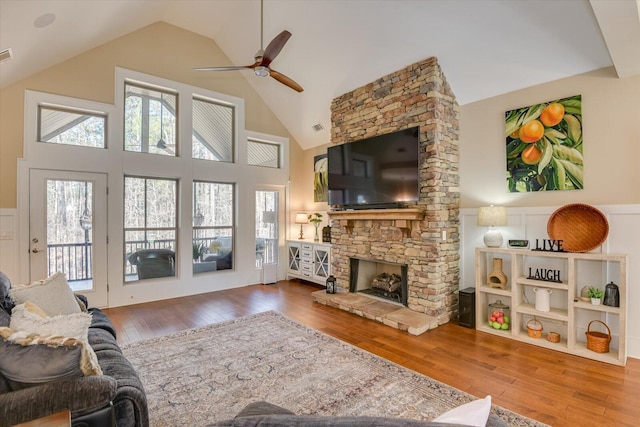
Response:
[104, 280, 639, 427]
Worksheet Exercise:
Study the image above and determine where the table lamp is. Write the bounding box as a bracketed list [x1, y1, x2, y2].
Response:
[477, 206, 507, 247]
[295, 213, 308, 239]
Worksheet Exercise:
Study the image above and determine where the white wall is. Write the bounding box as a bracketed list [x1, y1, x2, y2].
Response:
[459, 204, 640, 359]
[459, 67, 640, 208]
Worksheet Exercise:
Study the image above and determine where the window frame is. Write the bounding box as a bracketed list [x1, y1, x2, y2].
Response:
[192, 95, 236, 163]
[247, 137, 281, 169]
[123, 175, 179, 282]
[124, 81, 179, 156]
[192, 180, 236, 273]
[37, 104, 107, 149]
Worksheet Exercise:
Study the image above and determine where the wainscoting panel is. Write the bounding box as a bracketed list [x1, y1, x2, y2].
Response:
[0, 209, 18, 282]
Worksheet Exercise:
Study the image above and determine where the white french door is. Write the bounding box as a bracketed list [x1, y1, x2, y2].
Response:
[29, 169, 108, 307]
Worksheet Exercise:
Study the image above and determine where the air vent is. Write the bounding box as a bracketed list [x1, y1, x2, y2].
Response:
[0, 48, 13, 63]
[312, 123, 324, 132]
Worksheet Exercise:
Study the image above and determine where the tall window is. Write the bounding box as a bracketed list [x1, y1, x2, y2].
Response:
[124, 83, 177, 156]
[123, 176, 178, 281]
[192, 181, 234, 273]
[38, 106, 106, 148]
[192, 97, 234, 162]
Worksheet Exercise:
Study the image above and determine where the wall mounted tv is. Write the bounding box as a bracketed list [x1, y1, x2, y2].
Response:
[328, 126, 420, 209]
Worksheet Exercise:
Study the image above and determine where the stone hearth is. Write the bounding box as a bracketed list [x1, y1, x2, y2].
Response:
[312, 290, 438, 336]
[329, 57, 460, 327]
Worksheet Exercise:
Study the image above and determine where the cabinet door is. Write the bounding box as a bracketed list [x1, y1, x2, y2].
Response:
[313, 246, 330, 282]
[288, 243, 301, 273]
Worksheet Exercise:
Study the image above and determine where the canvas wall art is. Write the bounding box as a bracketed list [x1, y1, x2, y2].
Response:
[505, 94, 582, 192]
[313, 154, 328, 202]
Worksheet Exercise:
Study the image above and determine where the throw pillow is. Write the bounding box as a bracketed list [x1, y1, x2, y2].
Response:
[23, 300, 48, 318]
[432, 395, 492, 427]
[9, 272, 81, 316]
[10, 302, 92, 341]
[0, 271, 14, 313]
[0, 327, 102, 390]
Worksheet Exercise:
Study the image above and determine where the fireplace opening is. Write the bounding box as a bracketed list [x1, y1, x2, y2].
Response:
[349, 257, 408, 306]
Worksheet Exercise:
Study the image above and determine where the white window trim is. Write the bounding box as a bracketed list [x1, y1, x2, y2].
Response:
[18, 68, 290, 308]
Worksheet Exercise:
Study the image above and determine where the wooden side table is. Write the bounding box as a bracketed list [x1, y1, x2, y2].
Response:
[14, 410, 70, 427]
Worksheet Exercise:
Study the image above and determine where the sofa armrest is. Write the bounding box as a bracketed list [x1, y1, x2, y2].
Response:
[0, 375, 117, 426]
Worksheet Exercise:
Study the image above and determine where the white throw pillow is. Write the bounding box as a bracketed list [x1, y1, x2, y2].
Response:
[9, 272, 81, 316]
[432, 395, 492, 427]
[9, 302, 92, 341]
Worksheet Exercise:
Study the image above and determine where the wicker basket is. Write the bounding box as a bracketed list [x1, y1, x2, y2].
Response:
[546, 332, 560, 343]
[527, 319, 543, 339]
[585, 320, 611, 353]
[547, 204, 609, 253]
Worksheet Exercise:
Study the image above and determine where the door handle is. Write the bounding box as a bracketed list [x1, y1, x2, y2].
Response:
[31, 248, 43, 253]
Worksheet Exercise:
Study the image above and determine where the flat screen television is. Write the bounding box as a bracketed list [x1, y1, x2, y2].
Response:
[327, 126, 420, 209]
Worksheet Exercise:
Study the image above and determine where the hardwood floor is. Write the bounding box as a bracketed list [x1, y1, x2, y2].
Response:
[104, 280, 639, 427]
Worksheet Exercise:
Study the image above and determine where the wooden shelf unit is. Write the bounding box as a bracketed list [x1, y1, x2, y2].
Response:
[475, 247, 628, 366]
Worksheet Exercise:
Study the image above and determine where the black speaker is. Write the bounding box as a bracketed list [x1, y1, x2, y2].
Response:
[458, 287, 475, 328]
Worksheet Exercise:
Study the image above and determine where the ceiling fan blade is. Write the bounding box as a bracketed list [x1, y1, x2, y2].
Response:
[269, 69, 303, 92]
[194, 64, 255, 72]
[261, 30, 292, 67]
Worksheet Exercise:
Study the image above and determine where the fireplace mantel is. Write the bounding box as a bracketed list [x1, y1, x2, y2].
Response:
[328, 208, 424, 236]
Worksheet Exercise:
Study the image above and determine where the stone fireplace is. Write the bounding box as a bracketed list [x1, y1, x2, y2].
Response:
[327, 57, 460, 326]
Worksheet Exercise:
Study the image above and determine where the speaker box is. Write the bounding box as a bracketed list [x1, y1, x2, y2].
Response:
[458, 287, 476, 328]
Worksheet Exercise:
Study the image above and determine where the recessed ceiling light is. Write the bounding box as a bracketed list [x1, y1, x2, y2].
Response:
[34, 13, 56, 28]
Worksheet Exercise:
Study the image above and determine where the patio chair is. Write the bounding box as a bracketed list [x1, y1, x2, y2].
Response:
[128, 248, 175, 279]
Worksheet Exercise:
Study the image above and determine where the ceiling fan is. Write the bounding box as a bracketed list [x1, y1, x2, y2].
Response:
[194, 0, 303, 92]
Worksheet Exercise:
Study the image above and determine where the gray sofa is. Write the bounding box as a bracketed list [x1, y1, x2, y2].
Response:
[0, 271, 148, 427]
[211, 401, 508, 427]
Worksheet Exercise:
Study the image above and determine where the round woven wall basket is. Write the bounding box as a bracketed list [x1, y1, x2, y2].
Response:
[547, 204, 609, 253]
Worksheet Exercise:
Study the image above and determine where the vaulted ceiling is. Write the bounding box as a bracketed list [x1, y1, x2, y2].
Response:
[1, 0, 638, 149]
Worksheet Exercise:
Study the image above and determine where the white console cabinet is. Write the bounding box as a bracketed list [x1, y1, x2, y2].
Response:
[475, 247, 628, 366]
[287, 240, 331, 286]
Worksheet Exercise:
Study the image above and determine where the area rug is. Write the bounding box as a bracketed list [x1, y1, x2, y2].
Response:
[121, 311, 547, 426]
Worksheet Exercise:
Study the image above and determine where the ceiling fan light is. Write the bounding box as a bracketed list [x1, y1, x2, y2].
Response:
[254, 66, 270, 77]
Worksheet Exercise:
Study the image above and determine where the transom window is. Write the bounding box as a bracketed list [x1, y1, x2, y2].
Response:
[124, 176, 178, 281]
[124, 83, 177, 156]
[38, 105, 106, 148]
[247, 138, 280, 168]
[192, 97, 234, 162]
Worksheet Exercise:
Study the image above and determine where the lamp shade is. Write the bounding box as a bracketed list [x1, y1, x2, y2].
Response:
[477, 206, 507, 227]
[295, 213, 309, 224]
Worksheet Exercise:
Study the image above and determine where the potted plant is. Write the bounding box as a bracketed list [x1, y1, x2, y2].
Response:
[192, 242, 206, 262]
[588, 287, 604, 305]
[308, 213, 323, 241]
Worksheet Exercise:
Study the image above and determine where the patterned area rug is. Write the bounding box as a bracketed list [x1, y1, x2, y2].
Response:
[122, 311, 547, 426]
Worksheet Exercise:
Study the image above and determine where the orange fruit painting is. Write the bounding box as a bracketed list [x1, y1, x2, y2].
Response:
[505, 95, 582, 192]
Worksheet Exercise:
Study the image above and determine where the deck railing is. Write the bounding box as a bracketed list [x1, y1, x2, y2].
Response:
[48, 237, 239, 279]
